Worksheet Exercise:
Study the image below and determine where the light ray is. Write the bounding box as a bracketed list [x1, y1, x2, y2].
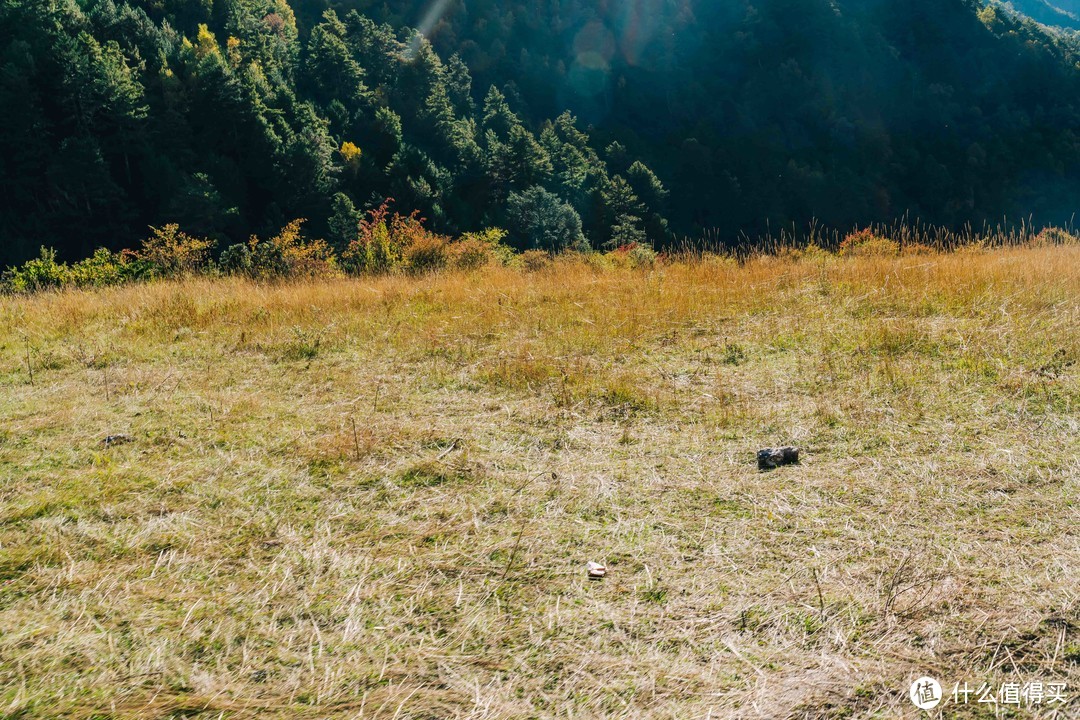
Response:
[405, 0, 455, 60]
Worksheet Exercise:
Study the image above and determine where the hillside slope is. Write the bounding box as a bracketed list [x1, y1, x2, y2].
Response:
[350, 0, 1080, 232]
[1, 0, 1079, 265]
[2, 246, 1078, 718]
[1005, 0, 1080, 28]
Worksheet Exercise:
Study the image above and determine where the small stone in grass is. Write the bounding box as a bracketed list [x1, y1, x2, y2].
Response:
[587, 562, 607, 580]
[757, 446, 800, 471]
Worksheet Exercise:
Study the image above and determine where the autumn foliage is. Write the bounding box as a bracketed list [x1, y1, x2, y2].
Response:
[5, 216, 1080, 294]
[138, 224, 214, 276]
[247, 219, 338, 279]
[342, 201, 509, 275]
[837, 228, 900, 257]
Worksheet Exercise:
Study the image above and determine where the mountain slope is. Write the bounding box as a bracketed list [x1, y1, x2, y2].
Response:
[1, 0, 1079, 265]
[0, 0, 670, 265]
[354, 0, 1080, 234]
[1005, 0, 1080, 28]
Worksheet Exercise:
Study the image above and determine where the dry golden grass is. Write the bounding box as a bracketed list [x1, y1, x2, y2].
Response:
[1, 246, 1078, 718]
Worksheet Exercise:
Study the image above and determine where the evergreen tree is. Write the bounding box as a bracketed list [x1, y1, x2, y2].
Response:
[601, 175, 647, 249]
[506, 186, 588, 252]
[327, 191, 360, 251]
[304, 10, 370, 113]
[626, 161, 670, 245]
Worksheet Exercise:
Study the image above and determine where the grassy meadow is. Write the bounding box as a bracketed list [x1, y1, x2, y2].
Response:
[1, 244, 1078, 718]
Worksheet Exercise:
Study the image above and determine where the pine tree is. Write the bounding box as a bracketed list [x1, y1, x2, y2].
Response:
[327, 192, 360, 251]
[507, 186, 588, 252]
[304, 10, 370, 113]
[601, 175, 645, 246]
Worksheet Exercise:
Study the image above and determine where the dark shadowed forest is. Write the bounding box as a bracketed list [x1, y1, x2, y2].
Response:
[2, 0, 1079, 266]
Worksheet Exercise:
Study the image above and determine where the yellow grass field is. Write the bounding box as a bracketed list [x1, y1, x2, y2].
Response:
[1, 246, 1078, 718]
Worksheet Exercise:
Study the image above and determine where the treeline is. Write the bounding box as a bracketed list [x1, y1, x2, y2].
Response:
[0, 0, 670, 267]
[2, 206, 665, 292]
[6, 210, 1077, 294]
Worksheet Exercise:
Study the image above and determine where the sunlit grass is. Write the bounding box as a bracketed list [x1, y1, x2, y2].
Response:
[0, 244, 1077, 718]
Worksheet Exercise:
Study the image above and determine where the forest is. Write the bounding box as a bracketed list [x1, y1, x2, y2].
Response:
[1004, 0, 1080, 30]
[1, 0, 1079, 267]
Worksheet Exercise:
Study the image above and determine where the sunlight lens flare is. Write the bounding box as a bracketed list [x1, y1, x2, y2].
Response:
[405, 0, 455, 60]
[568, 0, 671, 107]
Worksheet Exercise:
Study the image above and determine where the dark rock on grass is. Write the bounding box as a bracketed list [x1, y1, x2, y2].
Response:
[757, 446, 800, 471]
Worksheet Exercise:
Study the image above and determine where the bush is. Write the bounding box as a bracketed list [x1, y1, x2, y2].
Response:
[249, 219, 338, 279]
[772, 242, 833, 262]
[342, 202, 396, 274]
[403, 232, 451, 273]
[582, 251, 614, 272]
[3, 247, 69, 292]
[448, 236, 494, 270]
[1034, 227, 1079, 246]
[518, 249, 553, 272]
[219, 243, 253, 275]
[628, 243, 658, 268]
[250, 237, 289, 278]
[139, 224, 214, 276]
[838, 228, 899, 257]
[450, 228, 513, 270]
[605, 242, 658, 269]
[4, 247, 151, 293]
[342, 200, 452, 275]
[900, 242, 935, 256]
[68, 248, 147, 288]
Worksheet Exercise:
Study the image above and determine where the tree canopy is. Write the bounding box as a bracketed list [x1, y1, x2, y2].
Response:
[1, 0, 1078, 265]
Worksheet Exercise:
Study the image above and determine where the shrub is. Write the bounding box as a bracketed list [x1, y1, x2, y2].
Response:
[403, 232, 451, 273]
[249, 219, 338, 279]
[628, 243, 659, 268]
[900, 242, 935, 256]
[605, 242, 658, 269]
[4, 247, 152, 293]
[139, 224, 214, 276]
[506, 186, 588, 253]
[67, 248, 145, 288]
[582, 251, 614, 272]
[448, 236, 494, 270]
[342, 200, 450, 275]
[518, 249, 552, 272]
[697, 252, 739, 270]
[249, 236, 289, 278]
[450, 228, 512, 270]
[274, 220, 338, 278]
[838, 228, 899, 257]
[1034, 227, 1079, 246]
[3, 247, 69, 292]
[804, 243, 833, 260]
[343, 202, 395, 274]
[219, 243, 253, 275]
